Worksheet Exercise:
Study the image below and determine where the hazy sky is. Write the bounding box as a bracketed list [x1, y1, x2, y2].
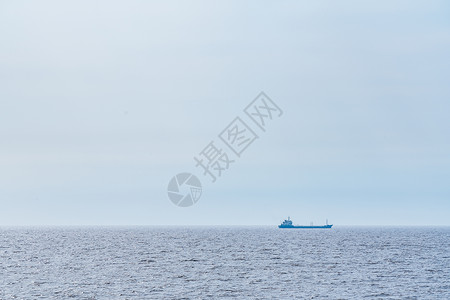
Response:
[1, 0, 449, 225]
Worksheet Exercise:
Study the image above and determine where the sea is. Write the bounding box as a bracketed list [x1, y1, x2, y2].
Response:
[0, 226, 448, 299]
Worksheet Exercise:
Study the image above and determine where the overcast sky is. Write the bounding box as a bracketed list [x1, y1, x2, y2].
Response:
[1, 0, 449, 225]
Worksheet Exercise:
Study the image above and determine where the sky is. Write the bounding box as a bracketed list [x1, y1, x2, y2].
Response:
[0, 0, 449, 226]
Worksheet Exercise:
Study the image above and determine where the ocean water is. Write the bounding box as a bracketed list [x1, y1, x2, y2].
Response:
[0, 227, 448, 299]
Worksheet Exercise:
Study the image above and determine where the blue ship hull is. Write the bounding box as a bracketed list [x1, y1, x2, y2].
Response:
[278, 224, 333, 229]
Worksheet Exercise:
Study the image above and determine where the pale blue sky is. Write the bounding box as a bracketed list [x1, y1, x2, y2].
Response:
[0, 1, 449, 225]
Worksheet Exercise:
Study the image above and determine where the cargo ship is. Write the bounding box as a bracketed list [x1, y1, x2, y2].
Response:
[278, 217, 332, 229]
